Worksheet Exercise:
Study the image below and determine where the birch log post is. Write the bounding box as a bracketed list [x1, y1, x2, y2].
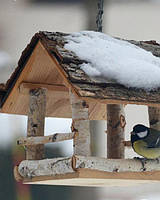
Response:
[26, 88, 46, 160]
[70, 90, 91, 156]
[107, 104, 126, 159]
[148, 107, 160, 130]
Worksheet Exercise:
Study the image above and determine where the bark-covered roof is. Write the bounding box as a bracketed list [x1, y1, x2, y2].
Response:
[1, 31, 160, 108]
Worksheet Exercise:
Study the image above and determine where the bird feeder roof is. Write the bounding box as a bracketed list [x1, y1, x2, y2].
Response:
[0, 31, 160, 119]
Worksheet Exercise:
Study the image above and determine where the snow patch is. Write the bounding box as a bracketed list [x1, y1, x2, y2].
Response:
[64, 31, 160, 90]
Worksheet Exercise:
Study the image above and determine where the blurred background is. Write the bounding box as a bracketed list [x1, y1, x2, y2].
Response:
[0, 0, 160, 200]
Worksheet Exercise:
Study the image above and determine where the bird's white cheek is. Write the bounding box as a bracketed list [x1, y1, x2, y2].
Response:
[137, 130, 148, 138]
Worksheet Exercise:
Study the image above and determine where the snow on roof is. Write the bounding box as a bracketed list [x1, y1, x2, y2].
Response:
[64, 31, 160, 91]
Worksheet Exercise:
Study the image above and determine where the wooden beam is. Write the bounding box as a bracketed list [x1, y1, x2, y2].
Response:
[26, 88, 46, 160]
[107, 104, 126, 159]
[80, 96, 160, 108]
[19, 82, 68, 95]
[70, 89, 91, 156]
[17, 132, 74, 146]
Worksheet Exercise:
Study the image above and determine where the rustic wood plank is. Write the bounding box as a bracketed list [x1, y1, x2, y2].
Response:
[74, 83, 160, 107]
[26, 88, 46, 160]
[23, 176, 160, 187]
[19, 82, 68, 95]
[78, 169, 160, 181]
[17, 132, 74, 146]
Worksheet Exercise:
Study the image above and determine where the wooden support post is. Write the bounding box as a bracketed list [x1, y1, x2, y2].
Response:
[148, 107, 160, 130]
[26, 88, 46, 160]
[107, 104, 126, 159]
[70, 90, 91, 156]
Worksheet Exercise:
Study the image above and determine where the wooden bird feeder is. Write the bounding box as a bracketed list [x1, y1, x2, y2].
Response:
[1, 32, 160, 187]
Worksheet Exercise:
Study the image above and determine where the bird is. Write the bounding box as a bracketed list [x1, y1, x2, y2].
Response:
[130, 124, 160, 159]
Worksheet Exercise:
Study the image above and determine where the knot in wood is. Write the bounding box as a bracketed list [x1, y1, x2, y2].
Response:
[120, 114, 126, 128]
[78, 162, 85, 168]
[71, 120, 78, 133]
[29, 88, 46, 97]
[113, 168, 119, 172]
[52, 133, 58, 142]
[73, 131, 79, 138]
[150, 119, 159, 126]
[82, 101, 89, 108]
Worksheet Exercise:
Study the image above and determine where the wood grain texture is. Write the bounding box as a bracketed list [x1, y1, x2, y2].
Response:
[1, 41, 71, 118]
[0, 42, 105, 120]
[26, 88, 46, 160]
[23, 177, 160, 187]
[74, 83, 160, 106]
[19, 82, 68, 95]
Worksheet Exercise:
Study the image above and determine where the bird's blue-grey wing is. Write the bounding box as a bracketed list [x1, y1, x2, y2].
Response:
[146, 129, 160, 148]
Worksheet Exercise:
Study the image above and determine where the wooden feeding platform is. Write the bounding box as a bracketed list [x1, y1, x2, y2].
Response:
[17, 156, 160, 186]
[1, 31, 160, 186]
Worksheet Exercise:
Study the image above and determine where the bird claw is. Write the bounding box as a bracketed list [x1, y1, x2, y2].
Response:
[156, 158, 160, 164]
[133, 157, 147, 171]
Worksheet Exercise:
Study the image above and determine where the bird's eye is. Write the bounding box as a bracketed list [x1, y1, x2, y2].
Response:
[137, 130, 147, 138]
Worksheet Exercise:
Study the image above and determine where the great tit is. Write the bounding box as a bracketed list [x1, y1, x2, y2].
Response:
[130, 124, 160, 159]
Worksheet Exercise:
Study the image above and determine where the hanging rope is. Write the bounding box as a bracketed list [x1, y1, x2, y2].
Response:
[96, 0, 104, 32]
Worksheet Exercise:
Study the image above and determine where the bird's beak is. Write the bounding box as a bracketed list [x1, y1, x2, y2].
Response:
[130, 131, 135, 135]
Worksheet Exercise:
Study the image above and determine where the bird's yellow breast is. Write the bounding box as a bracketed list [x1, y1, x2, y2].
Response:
[133, 140, 160, 159]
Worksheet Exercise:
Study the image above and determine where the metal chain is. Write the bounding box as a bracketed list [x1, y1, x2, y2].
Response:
[96, 0, 104, 32]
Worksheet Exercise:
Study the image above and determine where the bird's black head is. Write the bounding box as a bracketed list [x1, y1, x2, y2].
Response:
[131, 124, 149, 144]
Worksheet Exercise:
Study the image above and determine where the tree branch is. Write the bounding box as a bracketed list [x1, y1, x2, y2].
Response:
[17, 132, 74, 146]
[18, 156, 160, 180]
